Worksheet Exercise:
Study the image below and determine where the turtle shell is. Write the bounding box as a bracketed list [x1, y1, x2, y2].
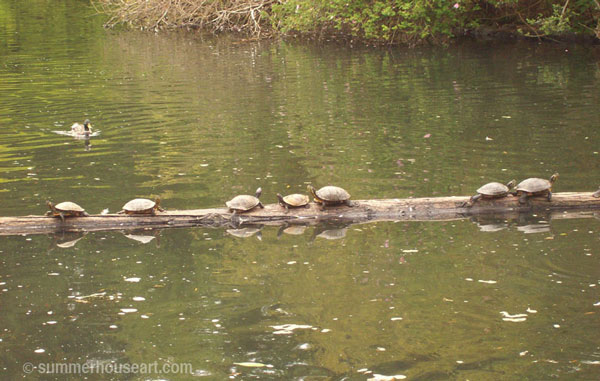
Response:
[282, 193, 309, 207]
[477, 182, 511, 196]
[55, 201, 86, 212]
[226, 195, 260, 211]
[122, 198, 156, 212]
[516, 178, 552, 193]
[315, 186, 350, 202]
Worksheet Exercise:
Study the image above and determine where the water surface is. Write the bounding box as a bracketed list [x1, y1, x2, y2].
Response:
[1, 0, 600, 379]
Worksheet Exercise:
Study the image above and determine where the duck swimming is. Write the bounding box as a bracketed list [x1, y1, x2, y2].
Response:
[71, 119, 93, 135]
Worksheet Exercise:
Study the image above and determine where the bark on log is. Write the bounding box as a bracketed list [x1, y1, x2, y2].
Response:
[1, 192, 599, 236]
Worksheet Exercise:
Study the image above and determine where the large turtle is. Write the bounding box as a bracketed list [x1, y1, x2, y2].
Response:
[307, 185, 353, 209]
[277, 193, 309, 211]
[515, 173, 558, 204]
[46, 201, 89, 222]
[118, 198, 164, 215]
[462, 179, 516, 207]
[226, 187, 264, 215]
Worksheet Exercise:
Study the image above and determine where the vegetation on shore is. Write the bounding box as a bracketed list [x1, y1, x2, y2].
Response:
[94, 0, 600, 45]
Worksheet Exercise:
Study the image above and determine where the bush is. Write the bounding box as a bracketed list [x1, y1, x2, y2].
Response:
[94, 0, 600, 44]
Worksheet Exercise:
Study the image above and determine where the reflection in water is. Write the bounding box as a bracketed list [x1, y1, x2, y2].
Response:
[315, 227, 348, 240]
[516, 223, 551, 234]
[48, 232, 88, 250]
[277, 224, 308, 237]
[476, 222, 507, 232]
[123, 232, 159, 245]
[226, 225, 263, 240]
[0, 217, 599, 378]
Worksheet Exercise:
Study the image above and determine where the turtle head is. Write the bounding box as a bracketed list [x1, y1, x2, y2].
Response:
[276, 193, 284, 204]
[550, 173, 559, 184]
[506, 179, 517, 189]
[154, 197, 161, 206]
[46, 200, 55, 211]
[83, 119, 92, 131]
[307, 185, 316, 197]
[255, 187, 262, 199]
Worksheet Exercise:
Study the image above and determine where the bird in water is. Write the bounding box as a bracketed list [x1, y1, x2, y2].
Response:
[71, 119, 93, 136]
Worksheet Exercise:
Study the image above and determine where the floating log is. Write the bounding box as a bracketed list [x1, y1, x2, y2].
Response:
[0, 192, 599, 236]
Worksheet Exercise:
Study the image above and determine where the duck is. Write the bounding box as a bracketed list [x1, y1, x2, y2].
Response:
[71, 119, 93, 135]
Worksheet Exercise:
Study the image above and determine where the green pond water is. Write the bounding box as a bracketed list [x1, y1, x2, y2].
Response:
[1, 0, 600, 379]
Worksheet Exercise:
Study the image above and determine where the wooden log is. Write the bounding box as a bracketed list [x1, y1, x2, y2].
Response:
[0, 192, 599, 236]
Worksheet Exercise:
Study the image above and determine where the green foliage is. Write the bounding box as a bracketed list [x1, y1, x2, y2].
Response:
[95, 0, 600, 44]
[270, 0, 469, 44]
[269, 0, 599, 44]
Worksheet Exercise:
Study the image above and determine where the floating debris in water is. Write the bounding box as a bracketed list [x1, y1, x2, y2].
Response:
[500, 311, 528, 322]
[520, 351, 529, 356]
[132, 297, 145, 301]
[368, 374, 406, 380]
[71, 292, 106, 300]
[34, 348, 45, 353]
[402, 249, 418, 253]
[120, 308, 137, 314]
[271, 324, 312, 335]
[581, 360, 600, 365]
[390, 317, 403, 321]
[234, 362, 273, 368]
[124, 277, 141, 282]
[526, 307, 537, 313]
[478, 280, 497, 284]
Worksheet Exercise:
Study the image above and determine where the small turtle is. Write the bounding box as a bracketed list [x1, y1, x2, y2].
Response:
[46, 201, 89, 222]
[276, 193, 310, 211]
[462, 179, 516, 207]
[118, 198, 164, 215]
[307, 185, 353, 209]
[593, 187, 600, 198]
[226, 187, 264, 215]
[515, 173, 559, 204]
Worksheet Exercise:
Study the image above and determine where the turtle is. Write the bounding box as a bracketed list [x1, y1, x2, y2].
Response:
[226, 187, 264, 215]
[593, 187, 600, 198]
[118, 198, 164, 215]
[461, 179, 517, 207]
[515, 173, 559, 204]
[307, 185, 353, 209]
[276, 193, 310, 211]
[46, 201, 89, 222]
